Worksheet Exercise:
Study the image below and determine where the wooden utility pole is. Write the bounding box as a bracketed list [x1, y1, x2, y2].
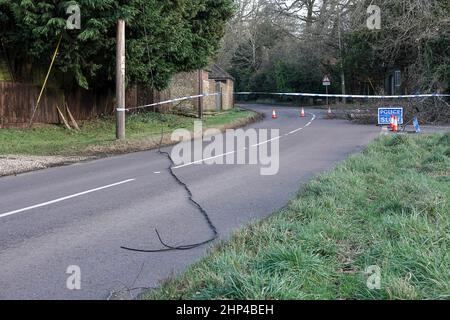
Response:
[116, 19, 126, 139]
[198, 69, 203, 119]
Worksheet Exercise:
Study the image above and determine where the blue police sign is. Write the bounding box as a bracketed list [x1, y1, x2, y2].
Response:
[378, 107, 403, 125]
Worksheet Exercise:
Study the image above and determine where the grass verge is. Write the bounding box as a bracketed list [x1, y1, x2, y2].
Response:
[145, 133, 450, 300]
[0, 108, 258, 156]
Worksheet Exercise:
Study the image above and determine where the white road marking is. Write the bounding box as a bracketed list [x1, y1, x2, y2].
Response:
[287, 113, 315, 135]
[172, 111, 316, 170]
[288, 127, 303, 134]
[172, 151, 237, 169]
[0, 179, 135, 219]
[250, 135, 281, 147]
[0, 111, 316, 219]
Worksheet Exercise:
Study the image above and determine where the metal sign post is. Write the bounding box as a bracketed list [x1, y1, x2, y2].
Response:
[322, 75, 331, 106]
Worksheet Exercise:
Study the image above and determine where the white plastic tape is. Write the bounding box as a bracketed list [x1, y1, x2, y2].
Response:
[123, 91, 449, 112]
[126, 93, 219, 111]
[235, 92, 450, 99]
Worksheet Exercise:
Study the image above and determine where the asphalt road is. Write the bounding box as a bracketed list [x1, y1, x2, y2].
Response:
[0, 105, 380, 299]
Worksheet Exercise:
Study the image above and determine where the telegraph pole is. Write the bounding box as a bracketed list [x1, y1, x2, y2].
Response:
[116, 19, 126, 139]
[198, 69, 203, 119]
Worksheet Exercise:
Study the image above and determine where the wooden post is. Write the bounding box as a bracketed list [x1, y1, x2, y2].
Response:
[56, 105, 72, 130]
[215, 82, 222, 111]
[116, 19, 126, 139]
[198, 69, 203, 119]
[66, 103, 80, 131]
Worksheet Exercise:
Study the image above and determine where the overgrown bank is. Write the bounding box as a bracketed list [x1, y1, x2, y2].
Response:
[145, 133, 450, 300]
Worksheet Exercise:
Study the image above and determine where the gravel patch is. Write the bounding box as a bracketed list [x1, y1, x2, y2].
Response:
[0, 155, 89, 176]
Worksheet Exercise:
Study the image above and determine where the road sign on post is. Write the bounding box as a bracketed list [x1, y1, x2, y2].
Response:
[378, 107, 403, 125]
[323, 75, 331, 106]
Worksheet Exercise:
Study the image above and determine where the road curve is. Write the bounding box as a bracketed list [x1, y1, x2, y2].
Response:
[0, 105, 380, 299]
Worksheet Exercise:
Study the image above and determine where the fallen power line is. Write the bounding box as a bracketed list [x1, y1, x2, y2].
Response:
[120, 126, 218, 253]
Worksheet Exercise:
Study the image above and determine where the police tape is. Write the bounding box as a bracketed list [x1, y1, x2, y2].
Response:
[118, 91, 450, 112]
[235, 92, 450, 99]
[120, 93, 220, 112]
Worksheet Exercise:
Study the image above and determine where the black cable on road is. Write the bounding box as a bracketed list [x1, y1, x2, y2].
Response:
[120, 125, 218, 253]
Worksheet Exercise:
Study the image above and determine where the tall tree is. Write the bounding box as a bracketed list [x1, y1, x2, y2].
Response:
[217, 0, 449, 93]
[0, 0, 234, 89]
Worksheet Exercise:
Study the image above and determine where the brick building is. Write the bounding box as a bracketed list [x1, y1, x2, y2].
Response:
[168, 64, 234, 112]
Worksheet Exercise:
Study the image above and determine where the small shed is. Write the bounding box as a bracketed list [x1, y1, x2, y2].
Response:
[207, 64, 234, 110]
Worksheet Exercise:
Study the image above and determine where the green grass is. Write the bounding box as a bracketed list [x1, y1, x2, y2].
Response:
[145, 133, 450, 300]
[0, 108, 256, 155]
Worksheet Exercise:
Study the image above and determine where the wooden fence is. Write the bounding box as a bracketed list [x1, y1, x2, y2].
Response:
[0, 82, 171, 128]
[0, 82, 113, 128]
[0, 69, 231, 128]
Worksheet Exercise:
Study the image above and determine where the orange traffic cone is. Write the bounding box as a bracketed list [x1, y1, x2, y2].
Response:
[392, 116, 398, 132]
[327, 106, 332, 115]
[300, 107, 305, 117]
[272, 109, 278, 119]
[389, 115, 394, 131]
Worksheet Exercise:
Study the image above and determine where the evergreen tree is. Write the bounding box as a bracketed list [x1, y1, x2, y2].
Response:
[0, 0, 234, 89]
